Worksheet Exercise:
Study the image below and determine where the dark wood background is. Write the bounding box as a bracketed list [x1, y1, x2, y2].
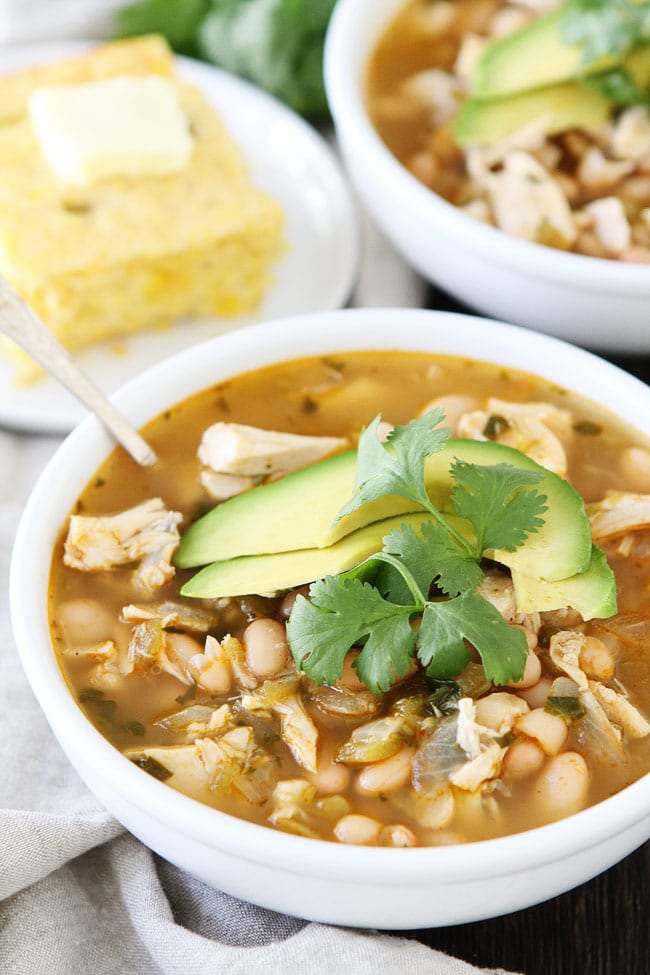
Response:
[407, 284, 650, 975]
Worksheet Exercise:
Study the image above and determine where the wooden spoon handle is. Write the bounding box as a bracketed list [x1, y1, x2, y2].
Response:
[0, 277, 157, 467]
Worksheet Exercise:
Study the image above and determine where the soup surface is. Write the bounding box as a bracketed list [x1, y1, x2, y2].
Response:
[50, 350, 650, 846]
[367, 0, 650, 262]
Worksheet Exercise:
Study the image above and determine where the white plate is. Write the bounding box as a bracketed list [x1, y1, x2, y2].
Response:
[0, 43, 360, 434]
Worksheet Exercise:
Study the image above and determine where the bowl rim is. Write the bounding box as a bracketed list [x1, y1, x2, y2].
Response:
[10, 306, 650, 884]
[324, 0, 650, 291]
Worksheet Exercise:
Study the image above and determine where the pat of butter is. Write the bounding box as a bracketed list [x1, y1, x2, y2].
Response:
[28, 74, 193, 186]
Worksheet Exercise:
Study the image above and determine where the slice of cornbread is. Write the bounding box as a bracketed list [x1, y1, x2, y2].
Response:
[0, 36, 285, 381]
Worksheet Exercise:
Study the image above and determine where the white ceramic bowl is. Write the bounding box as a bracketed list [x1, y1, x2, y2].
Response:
[324, 0, 650, 353]
[10, 308, 650, 929]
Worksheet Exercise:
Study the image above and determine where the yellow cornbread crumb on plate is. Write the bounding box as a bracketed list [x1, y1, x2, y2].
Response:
[0, 36, 286, 382]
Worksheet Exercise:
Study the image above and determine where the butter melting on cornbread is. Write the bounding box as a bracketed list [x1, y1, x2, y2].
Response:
[0, 36, 285, 381]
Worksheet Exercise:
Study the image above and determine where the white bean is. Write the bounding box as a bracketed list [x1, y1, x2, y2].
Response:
[379, 824, 417, 847]
[338, 651, 366, 691]
[533, 751, 590, 819]
[356, 746, 416, 796]
[506, 648, 542, 689]
[56, 598, 115, 645]
[165, 631, 204, 667]
[243, 618, 289, 677]
[334, 813, 382, 845]
[514, 707, 569, 756]
[516, 676, 553, 710]
[191, 657, 231, 695]
[502, 740, 546, 781]
[307, 756, 351, 795]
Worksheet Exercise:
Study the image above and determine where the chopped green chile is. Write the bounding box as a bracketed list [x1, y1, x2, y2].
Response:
[574, 420, 604, 436]
[483, 414, 511, 439]
[545, 696, 588, 722]
[132, 756, 173, 781]
[49, 348, 650, 846]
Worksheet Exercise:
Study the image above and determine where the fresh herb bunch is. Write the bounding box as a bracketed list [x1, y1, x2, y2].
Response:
[113, 0, 336, 118]
[287, 410, 548, 694]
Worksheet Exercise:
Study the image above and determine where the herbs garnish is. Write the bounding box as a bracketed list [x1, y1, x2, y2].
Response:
[561, 0, 650, 65]
[287, 411, 548, 694]
[582, 67, 650, 106]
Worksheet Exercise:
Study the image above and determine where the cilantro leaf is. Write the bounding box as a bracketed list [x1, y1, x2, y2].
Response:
[417, 592, 528, 686]
[561, 0, 650, 64]
[383, 520, 483, 598]
[335, 410, 449, 521]
[451, 461, 547, 555]
[286, 576, 417, 693]
[582, 67, 650, 106]
[288, 412, 547, 693]
[354, 614, 418, 694]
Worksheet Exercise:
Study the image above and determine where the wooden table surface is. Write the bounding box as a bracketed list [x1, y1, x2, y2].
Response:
[409, 286, 650, 975]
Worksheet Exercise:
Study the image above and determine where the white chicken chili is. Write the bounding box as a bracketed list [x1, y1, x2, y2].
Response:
[367, 0, 650, 262]
[49, 350, 650, 846]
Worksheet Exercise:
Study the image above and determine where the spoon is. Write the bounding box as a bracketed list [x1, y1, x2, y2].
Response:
[0, 276, 158, 466]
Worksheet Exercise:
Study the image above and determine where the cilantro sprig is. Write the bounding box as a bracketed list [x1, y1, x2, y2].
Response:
[287, 412, 548, 694]
[561, 0, 650, 64]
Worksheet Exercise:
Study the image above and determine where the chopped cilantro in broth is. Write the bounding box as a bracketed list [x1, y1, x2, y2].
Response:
[48, 350, 650, 845]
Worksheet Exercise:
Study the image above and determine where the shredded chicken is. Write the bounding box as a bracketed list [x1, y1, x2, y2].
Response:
[121, 601, 216, 633]
[402, 68, 462, 124]
[451, 695, 523, 792]
[582, 197, 631, 255]
[241, 677, 319, 772]
[589, 682, 650, 739]
[64, 498, 182, 591]
[610, 106, 650, 162]
[471, 150, 577, 248]
[450, 742, 506, 792]
[588, 491, 650, 540]
[457, 398, 570, 476]
[199, 470, 257, 501]
[62, 639, 124, 689]
[198, 422, 348, 480]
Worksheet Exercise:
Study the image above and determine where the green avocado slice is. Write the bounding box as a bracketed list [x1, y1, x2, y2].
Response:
[511, 545, 617, 620]
[423, 440, 591, 581]
[180, 512, 436, 598]
[176, 438, 592, 583]
[471, 7, 618, 100]
[454, 82, 611, 147]
[176, 449, 421, 568]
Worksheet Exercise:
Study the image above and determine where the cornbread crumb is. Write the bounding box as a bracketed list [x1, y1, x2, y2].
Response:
[0, 36, 285, 381]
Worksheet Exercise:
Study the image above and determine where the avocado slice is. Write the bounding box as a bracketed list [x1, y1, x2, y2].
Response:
[511, 545, 617, 620]
[177, 438, 592, 584]
[423, 440, 592, 581]
[176, 450, 422, 568]
[471, 8, 618, 100]
[180, 512, 436, 598]
[454, 81, 611, 146]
